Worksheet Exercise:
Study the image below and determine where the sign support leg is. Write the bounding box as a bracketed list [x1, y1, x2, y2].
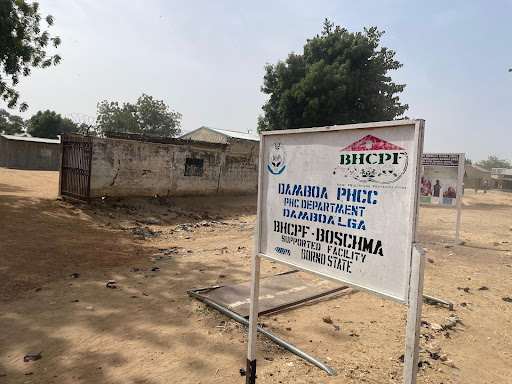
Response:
[403, 243, 425, 384]
[246, 254, 261, 384]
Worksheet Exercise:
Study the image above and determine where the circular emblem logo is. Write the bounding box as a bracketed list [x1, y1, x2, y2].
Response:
[267, 142, 286, 175]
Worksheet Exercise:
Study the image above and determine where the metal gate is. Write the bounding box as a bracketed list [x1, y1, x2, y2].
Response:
[59, 134, 93, 202]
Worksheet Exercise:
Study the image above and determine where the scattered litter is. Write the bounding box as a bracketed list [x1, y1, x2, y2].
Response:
[333, 325, 340, 331]
[70, 273, 80, 278]
[440, 354, 448, 361]
[25, 372, 33, 375]
[444, 245, 452, 249]
[35, 287, 42, 292]
[427, 258, 434, 264]
[493, 241, 500, 246]
[322, 316, 333, 324]
[219, 274, 226, 278]
[239, 368, 246, 376]
[398, 354, 405, 363]
[457, 287, 470, 293]
[474, 272, 481, 275]
[132, 267, 139, 272]
[459, 241, 466, 245]
[502, 297, 512, 303]
[155, 256, 172, 261]
[86, 306, 94, 310]
[70, 300, 79, 303]
[142, 291, 149, 296]
[130, 296, 138, 298]
[285, 362, 294, 367]
[23, 352, 42, 362]
[151, 267, 160, 272]
[452, 372, 458, 376]
[199, 269, 207, 272]
[106, 281, 117, 289]
[478, 286, 489, 291]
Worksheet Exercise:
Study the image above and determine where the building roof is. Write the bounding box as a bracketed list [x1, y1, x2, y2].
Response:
[180, 126, 260, 142]
[1, 134, 60, 144]
[471, 164, 490, 173]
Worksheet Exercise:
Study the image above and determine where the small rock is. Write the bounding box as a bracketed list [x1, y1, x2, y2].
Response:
[136, 217, 162, 225]
[322, 316, 333, 324]
[442, 359, 456, 368]
[427, 258, 434, 264]
[70, 273, 80, 279]
[440, 354, 448, 361]
[142, 291, 149, 296]
[459, 241, 466, 246]
[430, 323, 442, 331]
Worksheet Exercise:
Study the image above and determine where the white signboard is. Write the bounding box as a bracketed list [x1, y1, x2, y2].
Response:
[257, 120, 425, 304]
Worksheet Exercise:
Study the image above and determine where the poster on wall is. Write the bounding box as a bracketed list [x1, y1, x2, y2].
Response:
[257, 120, 425, 304]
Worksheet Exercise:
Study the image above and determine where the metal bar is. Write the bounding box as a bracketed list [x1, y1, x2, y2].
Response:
[187, 290, 338, 377]
[422, 294, 454, 311]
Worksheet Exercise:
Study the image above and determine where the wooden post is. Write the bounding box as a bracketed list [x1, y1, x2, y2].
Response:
[403, 243, 425, 384]
[246, 253, 261, 384]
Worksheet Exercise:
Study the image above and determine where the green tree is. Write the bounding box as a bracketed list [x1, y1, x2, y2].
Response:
[27, 110, 76, 138]
[0, 108, 25, 134]
[465, 158, 472, 165]
[258, 19, 408, 131]
[96, 94, 182, 137]
[476, 155, 511, 170]
[0, 1, 61, 111]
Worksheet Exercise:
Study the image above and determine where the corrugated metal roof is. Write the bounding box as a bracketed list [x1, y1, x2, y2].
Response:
[180, 126, 259, 142]
[1, 134, 61, 144]
[471, 164, 490, 173]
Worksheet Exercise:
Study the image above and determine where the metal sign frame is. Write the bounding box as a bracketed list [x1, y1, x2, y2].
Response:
[246, 120, 426, 384]
[420, 153, 464, 244]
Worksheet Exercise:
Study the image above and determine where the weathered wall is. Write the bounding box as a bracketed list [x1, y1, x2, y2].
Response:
[89, 137, 258, 197]
[0, 137, 61, 170]
[464, 165, 496, 189]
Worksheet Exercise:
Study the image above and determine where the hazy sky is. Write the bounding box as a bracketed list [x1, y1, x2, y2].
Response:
[7, 1, 512, 162]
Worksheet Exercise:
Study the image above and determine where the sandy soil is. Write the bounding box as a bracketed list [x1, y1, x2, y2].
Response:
[0, 168, 511, 384]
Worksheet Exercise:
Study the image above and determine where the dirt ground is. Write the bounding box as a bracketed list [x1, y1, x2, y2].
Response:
[0, 168, 511, 384]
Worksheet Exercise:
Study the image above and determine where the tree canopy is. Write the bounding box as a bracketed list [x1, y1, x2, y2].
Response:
[258, 19, 408, 131]
[96, 94, 182, 137]
[0, 108, 25, 135]
[476, 155, 511, 170]
[0, 1, 61, 111]
[27, 110, 75, 139]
